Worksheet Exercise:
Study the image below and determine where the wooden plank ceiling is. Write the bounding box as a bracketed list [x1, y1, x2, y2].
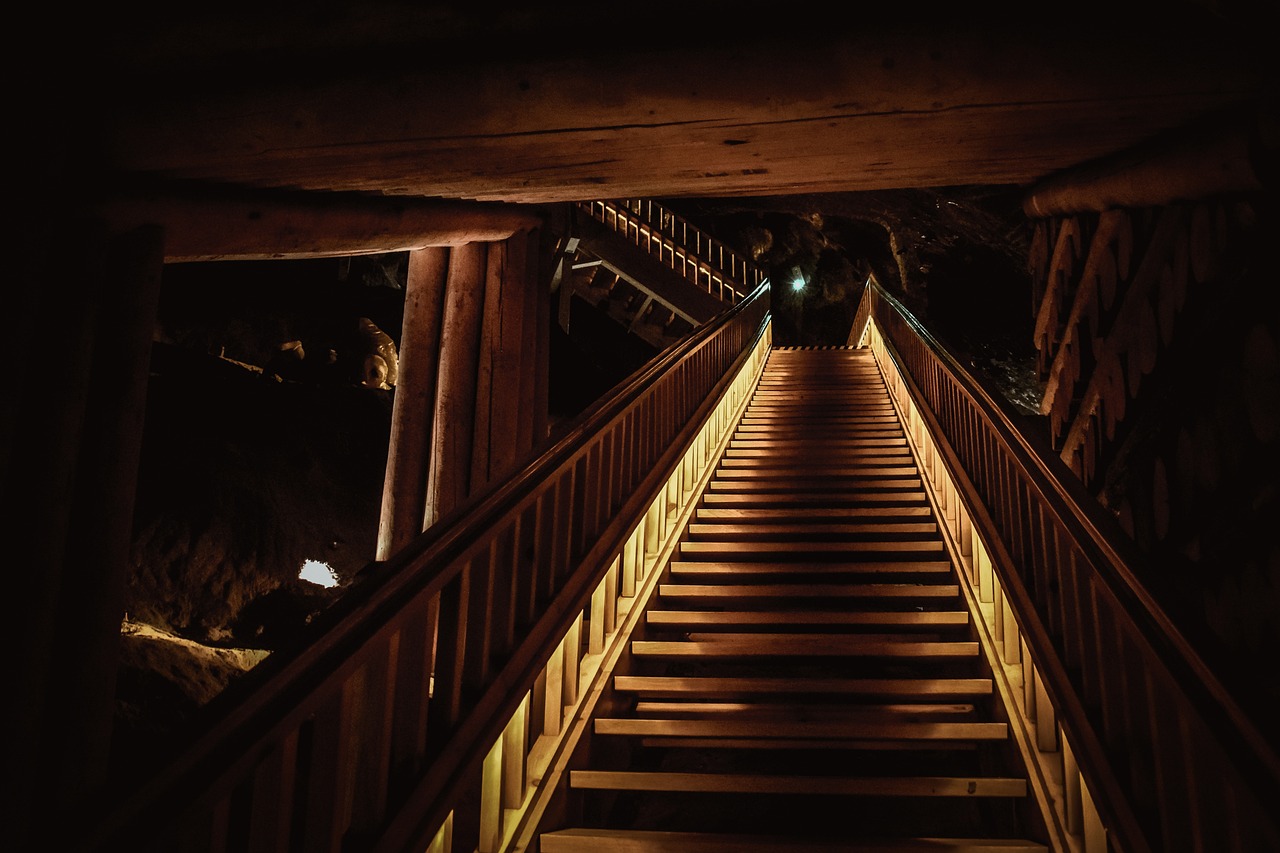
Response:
[91, 3, 1268, 210]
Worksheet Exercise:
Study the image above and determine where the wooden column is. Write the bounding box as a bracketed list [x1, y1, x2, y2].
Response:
[516, 229, 541, 456]
[532, 227, 553, 449]
[472, 234, 527, 490]
[7, 222, 164, 841]
[377, 246, 448, 560]
[425, 242, 488, 524]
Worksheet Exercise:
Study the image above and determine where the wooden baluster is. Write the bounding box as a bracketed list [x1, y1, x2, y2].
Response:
[347, 642, 398, 846]
[1091, 598, 1129, 772]
[541, 637, 564, 738]
[478, 738, 504, 853]
[552, 470, 575, 583]
[1080, 773, 1108, 853]
[491, 524, 519, 659]
[433, 563, 472, 735]
[513, 502, 540, 631]
[563, 614, 582, 706]
[1032, 664, 1057, 753]
[571, 453, 590, 558]
[463, 550, 497, 694]
[589, 575, 607, 656]
[1145, 671, 1195, 852]
[248, 730, 299, 852]
[301, 686, 360, 853]
[604, 555, 619, 635]
[621, 523, 640, 598]
[504, 694, 530, 813]
[390, 596, 439, 793]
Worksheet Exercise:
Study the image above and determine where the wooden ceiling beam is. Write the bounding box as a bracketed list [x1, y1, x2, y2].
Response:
[1023, 104, 1277, 217]
[101, 21, 1264, 205]
[96, 188, 545, 262]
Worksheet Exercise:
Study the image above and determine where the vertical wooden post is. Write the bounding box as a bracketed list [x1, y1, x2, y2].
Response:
[516, 229, 540, 455]
[563, 614, 582, 705]
[478, 737, 504, 853]
[533, 228, 553, 448]
[472, 238, 518, 491]
[377, 246, 448, 560]
[76, 225, 167, 796]
[427, 242, 488, 524]
[9, 222, 166, 841]
[621, 526, 639, 598]
[502, 695, 529, 809]
[543, 639, 564, 737]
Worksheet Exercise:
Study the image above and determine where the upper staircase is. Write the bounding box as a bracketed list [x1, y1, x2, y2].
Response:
[554, 200, 765, 350]
[540, 347, 1049, 851]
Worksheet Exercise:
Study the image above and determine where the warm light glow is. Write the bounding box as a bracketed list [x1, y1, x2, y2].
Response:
[299, 559, 338, 587]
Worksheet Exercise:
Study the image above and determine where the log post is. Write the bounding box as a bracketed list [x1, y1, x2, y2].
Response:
[426, 243, 488, 524]
[6, 221, 164, 845]
[377, 246, 448, 560]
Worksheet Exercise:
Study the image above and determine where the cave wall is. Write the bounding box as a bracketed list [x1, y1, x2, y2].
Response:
[1029, 195, 1279, 738]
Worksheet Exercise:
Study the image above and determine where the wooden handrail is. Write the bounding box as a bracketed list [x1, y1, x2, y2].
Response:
[863, 278, 1280, 853]
[579, 199, 765, 302]
[77, 280, 772, 853]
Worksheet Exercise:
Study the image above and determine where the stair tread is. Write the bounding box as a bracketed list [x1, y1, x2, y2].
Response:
[678, 542, 946, 556]
[570, 770, 1025, 796]
[631, 638, 979, 658]
[691, 517, 942, 532]
[658, 582, 958, 596]
[708, 479, 924, 492]
[668, 560, 952, 575]
[714, 467, 919, 478]
[540, 829, 1049, 852]
[631, 701, 979, 718]
[612, 676, 994, 697]
[647, 610, 968, 627]
[695, 506, 932, 518]
[702, 492, 929, 505]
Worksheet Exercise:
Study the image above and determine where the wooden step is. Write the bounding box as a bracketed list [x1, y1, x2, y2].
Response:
[669, 559, 952, 575]
[687, 522, 938, 538]
[713, 467, 919, 480]
[569, 770, 1025, 797]
[631, 638, 979, 659]
[647, 610, 967, 629]
[718, 456, 914, 469]
[695, 507, 932, 519]
[541, 828, 1049, 852]
[729, 438, 907, 448]
[702, 491, 929, 506]
[630, 701, 979, 719]
[658, 581, 958, 599]
[706, 489, 926, 502]
[707, 478, 924, 492]
[677, 542, 945, 558]
[725, 442, 908, 454]
[612, 675, 994, 698]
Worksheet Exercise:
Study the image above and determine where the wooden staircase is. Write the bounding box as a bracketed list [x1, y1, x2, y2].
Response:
[539, 347, 1050, 852]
